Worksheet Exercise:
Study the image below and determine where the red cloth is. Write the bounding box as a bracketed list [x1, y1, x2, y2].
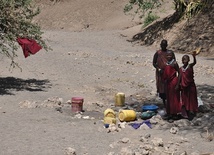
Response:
[180, 67, 198, 112]
[163, 65, 181, 115]
[155, 50, 167, 94]
[17, 38, 42, 58]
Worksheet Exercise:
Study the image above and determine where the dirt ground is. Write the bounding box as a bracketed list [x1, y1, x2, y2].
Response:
[0, 0, 214, 155]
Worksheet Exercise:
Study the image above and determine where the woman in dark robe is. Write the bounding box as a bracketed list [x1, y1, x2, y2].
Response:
[153, 40, 176, 106]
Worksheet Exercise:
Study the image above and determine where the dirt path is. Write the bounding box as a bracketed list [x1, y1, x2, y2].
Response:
[0, 30, 214, 155]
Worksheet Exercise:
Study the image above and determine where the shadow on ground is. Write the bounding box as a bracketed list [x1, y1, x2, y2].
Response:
[0, 76, 51, 95]
[124, 84, 214, 133]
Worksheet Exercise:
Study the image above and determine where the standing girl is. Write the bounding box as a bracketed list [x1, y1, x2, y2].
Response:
[163, 50, 181, 119]
[179, 53, 198, 120]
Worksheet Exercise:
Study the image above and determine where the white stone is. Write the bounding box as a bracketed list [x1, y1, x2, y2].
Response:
[170, 127, 179, 134]
[151, 137, 164, 147]
[65, 147, 76, 155]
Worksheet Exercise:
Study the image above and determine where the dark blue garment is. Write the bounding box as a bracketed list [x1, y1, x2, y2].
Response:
[129, 120, 152, 129]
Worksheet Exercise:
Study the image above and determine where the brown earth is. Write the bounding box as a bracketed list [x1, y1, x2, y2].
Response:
[33, 0, 214, 57]
[0, 0, 214, 155]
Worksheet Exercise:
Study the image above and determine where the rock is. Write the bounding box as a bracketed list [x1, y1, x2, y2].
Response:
[150, 115, 164, 124]
[180, 151, 187, 155]
[118, 122, 126, 129]
[82, 116, 90, 119]
[74, 113, 82, 119]
[120, 137, 130, 143]
[179, 137, 189, 143]
[141, 149, 150, 155]
[42, 96, 64, 107]
[19, 100, 38, 108]
[151, 137, 164, 147]
[55, 107, 63, 113]
[144, 133, 151, 139]
[170, 127, 179, 134]
[93, 102, 104, 108]
[134, 152, 142, 155]
[174, 119, 190, 127]
[107, 124, 119, 133]
[66, 100, 71, 104]
[140, 136, 148, 143]
[65, 147, 76, 155]
[140, 144, 153, 151]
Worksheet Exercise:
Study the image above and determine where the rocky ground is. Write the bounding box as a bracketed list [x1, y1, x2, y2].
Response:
[0, 0, 214, 155]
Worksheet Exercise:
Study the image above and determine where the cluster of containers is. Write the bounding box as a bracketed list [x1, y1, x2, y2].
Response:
[104, 92, 137, 125]
[70, 92, 159, 126]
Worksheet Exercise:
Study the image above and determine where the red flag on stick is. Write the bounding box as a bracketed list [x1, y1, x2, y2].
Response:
[17, 38, 42, 58]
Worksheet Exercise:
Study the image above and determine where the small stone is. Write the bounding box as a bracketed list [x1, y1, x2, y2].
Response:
[82, 116, 90, 119]
[55, 107, 63, 113]
[140, 137, 147, 142]
[107, 124, 118, 133]
[170, 127, 179, 134]
[151, 137, 164, 147]
[118, 122, 126, 128]
[142, 150, 150, 155]
[66, 100, 71, 104]
[121, 137, 130, 143]
[180, 151, 187, 155]
[65, 147, 76, 155]
[74, 113, 82, 119]
[144, 133, 151, 139]
[141, 144, 153, 151]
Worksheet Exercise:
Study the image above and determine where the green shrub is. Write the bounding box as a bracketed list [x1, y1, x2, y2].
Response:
[0, 0, 49, 68]
[143, 12, 159, 27]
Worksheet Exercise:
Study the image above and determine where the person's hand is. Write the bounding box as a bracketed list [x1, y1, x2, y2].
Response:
[157, 68, 163, 74]
[192, 51, 197, 57]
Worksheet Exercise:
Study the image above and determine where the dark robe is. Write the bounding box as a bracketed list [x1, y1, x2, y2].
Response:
[180, 66, 198, 112]
[163, 65, 181, 115]
[155, 50, 167, 98]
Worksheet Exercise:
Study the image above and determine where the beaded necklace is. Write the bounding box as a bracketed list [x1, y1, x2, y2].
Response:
[182, 64, 189, 72]
[166, 59, 175, 65]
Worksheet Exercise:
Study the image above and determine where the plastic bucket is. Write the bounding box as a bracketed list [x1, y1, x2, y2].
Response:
[115, 92, 125, 107]
[103, 117, 116, 125]
[118, 110, 136, 122]
[71, 97, 84, 112]
[104, 108, 116, 118]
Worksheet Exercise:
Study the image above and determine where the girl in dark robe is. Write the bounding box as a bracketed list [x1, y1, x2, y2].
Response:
[163, 50, 181, 118]
[179, 53, 198, 120]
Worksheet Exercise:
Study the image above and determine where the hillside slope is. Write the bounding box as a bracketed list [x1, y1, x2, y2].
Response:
[34, 0, 213, 56]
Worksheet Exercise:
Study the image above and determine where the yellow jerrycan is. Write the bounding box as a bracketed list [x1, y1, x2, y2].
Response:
[118, 110, 136, 122]
[115, 92, 125, 107]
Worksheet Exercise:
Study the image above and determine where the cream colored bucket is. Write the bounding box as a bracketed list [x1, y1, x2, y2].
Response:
[104, 108, 116, 118]
[118, 110, 136, 122]
[115, 92, 125, 107]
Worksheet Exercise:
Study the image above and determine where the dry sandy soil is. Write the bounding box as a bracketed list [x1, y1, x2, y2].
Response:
[0, 0, 214, 155]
